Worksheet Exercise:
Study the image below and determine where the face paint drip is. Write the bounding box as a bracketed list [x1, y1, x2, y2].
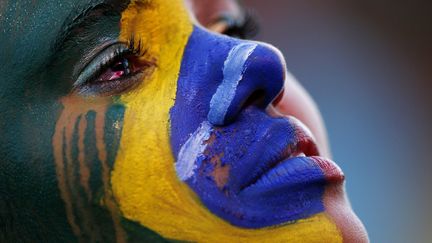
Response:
[52, 96, 126, 242]
[94, 104, 127, 243]
[77, 116, 92, 201]
[53, 106, 81, 238]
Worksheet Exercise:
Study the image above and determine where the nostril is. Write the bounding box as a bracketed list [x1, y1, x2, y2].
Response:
[219, 90, 267, 125]
[207, 42, 286, 126]
[242, 89, 266, 110]
[272, 89, 285, 107]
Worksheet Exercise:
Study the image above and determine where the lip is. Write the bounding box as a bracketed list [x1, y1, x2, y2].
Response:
[240, 156, 344, 197]
[239, 116, 344, 192]
[229, 116, 345, 227]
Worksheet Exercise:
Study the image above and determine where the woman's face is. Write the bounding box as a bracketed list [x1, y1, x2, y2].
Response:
[0, 0, 367, 242]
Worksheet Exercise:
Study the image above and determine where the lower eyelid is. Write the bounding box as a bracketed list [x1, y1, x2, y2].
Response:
[74, 44, 129, 88]
[73, 38, 156, 96]
[76, 54, 157, 97]
[77, 70, 148, 97]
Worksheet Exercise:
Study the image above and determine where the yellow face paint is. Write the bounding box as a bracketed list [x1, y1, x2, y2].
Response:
[111, 0, 342, 242]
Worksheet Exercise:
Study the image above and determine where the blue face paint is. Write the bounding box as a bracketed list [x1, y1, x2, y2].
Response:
[208, 43, 258, 125]
[170, 27, 327, 228]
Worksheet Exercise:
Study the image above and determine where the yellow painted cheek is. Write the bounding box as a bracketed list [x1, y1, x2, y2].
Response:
[111, 0, 342, 242]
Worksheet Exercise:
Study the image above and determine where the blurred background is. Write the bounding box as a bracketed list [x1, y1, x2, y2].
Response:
[243, 1, 432, 242]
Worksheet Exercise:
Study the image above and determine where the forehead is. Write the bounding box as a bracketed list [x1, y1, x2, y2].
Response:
[0, 0, 92, 62]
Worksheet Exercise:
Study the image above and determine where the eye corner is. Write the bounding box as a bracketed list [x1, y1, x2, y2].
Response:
[210, 8, 260, 39]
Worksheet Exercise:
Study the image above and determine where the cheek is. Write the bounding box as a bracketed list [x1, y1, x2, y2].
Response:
[273, 74, 331, 157]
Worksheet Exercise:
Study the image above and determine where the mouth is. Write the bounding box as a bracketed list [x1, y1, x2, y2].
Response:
[240, 116, 344, 194]
[177, 108, 345, 228]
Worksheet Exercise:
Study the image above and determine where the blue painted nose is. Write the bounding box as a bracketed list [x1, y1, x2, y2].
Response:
[207, 42, 286, 126]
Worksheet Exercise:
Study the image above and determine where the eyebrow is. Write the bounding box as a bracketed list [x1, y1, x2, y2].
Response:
[53, 0, 130, 52]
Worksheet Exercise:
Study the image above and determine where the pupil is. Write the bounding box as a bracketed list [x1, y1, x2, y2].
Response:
[111, 58, 130, 75]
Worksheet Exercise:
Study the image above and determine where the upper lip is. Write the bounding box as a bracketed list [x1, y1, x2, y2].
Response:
[239, 116, 344, 191]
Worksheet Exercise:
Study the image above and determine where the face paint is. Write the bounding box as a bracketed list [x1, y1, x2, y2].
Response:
[112, 0, 343, 242]
[52, 96, 125, 242]
[1, 0, 171, 241]
[1, 0, 367, 242]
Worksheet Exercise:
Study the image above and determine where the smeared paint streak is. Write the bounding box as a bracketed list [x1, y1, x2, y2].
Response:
[175, 121, 212, 181]
[94, 107, 127, 243]
[53, 97, 106, 241]
[53, 105, 83, 238]
[52, 95, 124, 242]
[208, 43, 257, 125]
[78, 115, 92, 201]
[69, 115, 98, 242]
[105, 105, 126, 169]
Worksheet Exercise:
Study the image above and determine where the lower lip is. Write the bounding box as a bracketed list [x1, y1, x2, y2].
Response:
[310, 156, 345, 184]
[240, 156, 344, 195]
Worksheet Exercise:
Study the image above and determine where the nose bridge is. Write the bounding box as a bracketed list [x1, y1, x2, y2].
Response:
[207, 42, 286, 126]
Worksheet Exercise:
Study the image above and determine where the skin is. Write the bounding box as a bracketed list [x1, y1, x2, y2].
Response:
[187, 0, 242, 30]
[0, 0, 368, 242]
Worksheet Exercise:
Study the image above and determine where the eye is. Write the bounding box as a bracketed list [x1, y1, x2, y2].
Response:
[96, 57, 132, 82]
[213, 10, 259, 39]
[73, 41, 155, 96]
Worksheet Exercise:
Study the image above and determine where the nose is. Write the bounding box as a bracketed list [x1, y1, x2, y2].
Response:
[207, 42, 286, 126]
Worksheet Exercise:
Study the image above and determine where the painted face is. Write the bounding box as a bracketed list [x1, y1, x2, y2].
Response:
[0, 0, 368, 242]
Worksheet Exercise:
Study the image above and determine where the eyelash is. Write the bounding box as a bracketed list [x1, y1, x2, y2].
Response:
[128, 35, 148, 56]
[223, 10, 259, 39]
[74, 36, 153, 96]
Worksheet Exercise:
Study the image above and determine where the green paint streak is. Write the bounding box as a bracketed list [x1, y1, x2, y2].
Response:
[105, 103, 125, 168]
[84, 111, 105, 204]
[82, 110, 118, 242]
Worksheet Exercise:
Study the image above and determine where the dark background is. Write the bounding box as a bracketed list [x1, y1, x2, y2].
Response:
[244, 1, 432, 242]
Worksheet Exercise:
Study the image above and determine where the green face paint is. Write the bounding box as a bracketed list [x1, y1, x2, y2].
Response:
[0, 1, 169, 241]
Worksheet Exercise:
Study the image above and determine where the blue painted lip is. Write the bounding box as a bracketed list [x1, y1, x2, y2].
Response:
[241, 156, 327, 198]
[237, 126, 320, 191]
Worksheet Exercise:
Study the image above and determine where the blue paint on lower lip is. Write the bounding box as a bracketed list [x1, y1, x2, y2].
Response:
[241, 156, 325, 199]
[170, 26, 326, 228]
